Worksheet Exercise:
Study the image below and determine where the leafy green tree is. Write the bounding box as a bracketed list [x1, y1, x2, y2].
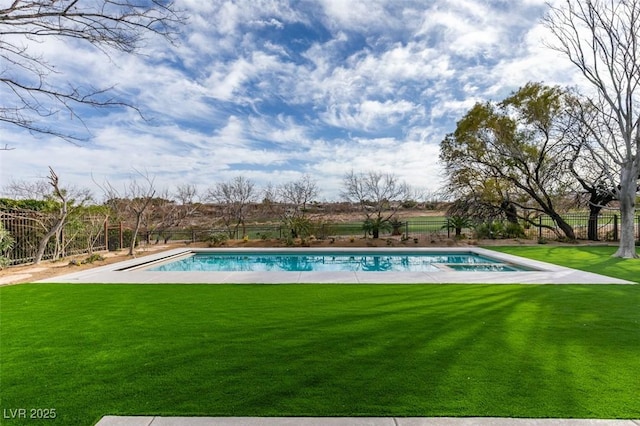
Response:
[440, 82, 577, 240]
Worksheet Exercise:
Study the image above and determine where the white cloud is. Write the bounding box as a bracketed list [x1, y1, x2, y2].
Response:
[2, 0, 587, 201]
[321, 100, 422, 131]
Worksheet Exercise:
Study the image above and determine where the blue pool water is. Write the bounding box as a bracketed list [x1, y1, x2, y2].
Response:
[148, 252, 528, 272]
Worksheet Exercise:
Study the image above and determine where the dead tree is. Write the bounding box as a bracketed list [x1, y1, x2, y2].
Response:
[33, 167, 91, 263]
[100, 171, 156, 256]
[545, 0, 640, 258]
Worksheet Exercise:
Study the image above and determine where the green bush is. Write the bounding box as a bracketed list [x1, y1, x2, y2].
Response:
[0, 222, 14, 269]
[443, 216, 473, 238]
[83, 253, 105, 264]
[207, 232, 228, 247]
[284, 217, 313, 239]
[474, 221, 526, 239]
[503, 222, 526, 238]
[474, 221, 504, 239]
[362, 218, 393, 239]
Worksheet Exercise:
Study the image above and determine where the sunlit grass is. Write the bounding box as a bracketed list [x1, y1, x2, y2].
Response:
[2, 280, 639, 425]
[489, 245, 640, 283]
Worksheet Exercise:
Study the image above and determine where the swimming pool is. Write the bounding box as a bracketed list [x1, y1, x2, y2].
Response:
[146, 251, 531, 272]
[36, 247, 633, 284]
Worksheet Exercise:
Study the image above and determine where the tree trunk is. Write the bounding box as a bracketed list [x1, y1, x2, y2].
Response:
[613, 166, 639, 258]
[551, 213, 576, 240]
[587, 205, 601, 241]
[34, 217, 66, 264]
[129, 214, 142, 256]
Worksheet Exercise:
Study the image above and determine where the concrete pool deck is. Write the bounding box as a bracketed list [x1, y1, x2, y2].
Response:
[36, 247, 634, 284]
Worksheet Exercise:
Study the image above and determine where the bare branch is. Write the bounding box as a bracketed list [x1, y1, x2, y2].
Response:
[544, 0, 640, 257]
[0, 0, 185, 144]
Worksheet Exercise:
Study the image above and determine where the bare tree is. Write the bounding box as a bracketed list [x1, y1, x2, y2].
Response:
[278, 175, 319, 214]
[4, 167, 91, 264]
[172, 183, 200, 229]
[342, 170, 411, 238]
[545, 0, 640, 258]
[206, 177, 256, 239]
[564, 96, 618, 240]
[136, 185, 199, 244]
[0, 0, 183, 144]
[139, 189, 175, 244]
[100, 171, 156, 256]
[277, 175, 321, 239]
[79, 205, 110, 255]
[33, 167, 90, 263]
[175, 183, 198, 206]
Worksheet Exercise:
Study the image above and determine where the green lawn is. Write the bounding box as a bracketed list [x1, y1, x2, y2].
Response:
[489, 245, 640, 283]
[1, 246, 639, 425]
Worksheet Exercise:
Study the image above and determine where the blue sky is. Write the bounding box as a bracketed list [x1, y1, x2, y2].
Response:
[0, 0, 580, 201]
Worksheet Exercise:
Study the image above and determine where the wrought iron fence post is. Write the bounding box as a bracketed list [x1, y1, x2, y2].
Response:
[119, 221, 124, 250]
[539, 216, 543, 240]
[614, 215, 619, 241]
[104, 220, 109, 251]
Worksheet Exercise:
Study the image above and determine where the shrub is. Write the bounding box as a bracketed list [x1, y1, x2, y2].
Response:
[390, 218, 404, 236]
[443, 216, 472, 238]
[474, 221, 504, 239]
[362, 218, 393, 239]
[0, 222, 15, 269]
[285, 217, 313, 239]
[503, 222, 526, 238]
[207, 232, 228, 247]
[83, 253, 105, 264]
[401, 200, 418, 209]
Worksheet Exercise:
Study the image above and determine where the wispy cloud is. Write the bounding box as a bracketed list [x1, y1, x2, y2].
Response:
[1, 0, 577, 200]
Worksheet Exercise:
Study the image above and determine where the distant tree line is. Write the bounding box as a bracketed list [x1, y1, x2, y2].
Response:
[1, 168, 435, 264]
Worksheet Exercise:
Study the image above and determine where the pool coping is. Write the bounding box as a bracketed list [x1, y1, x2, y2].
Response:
[35, 247, 634, 285]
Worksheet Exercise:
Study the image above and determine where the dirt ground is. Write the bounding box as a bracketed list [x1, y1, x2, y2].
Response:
[0, 235, 563, 286]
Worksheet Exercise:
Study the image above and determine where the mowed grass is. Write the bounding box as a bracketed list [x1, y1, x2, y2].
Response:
[489, 245, 640, 283]
[2, 279, 639, 424]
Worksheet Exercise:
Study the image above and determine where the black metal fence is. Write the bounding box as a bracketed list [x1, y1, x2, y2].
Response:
[2, 211, 639, 266]
[523, 212, 640, 241]
[141, 213, 640, 244]
[0, 209, 108, 265]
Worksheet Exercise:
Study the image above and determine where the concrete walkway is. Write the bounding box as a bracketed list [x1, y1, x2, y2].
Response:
[95, 416, 640, 426]
[36, 247, 634, 285]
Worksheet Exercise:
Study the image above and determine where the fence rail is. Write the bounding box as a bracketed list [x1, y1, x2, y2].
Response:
[1, 209, 108, 266]
[141, 213, 640, 244]
[2, 210, 639, 266]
